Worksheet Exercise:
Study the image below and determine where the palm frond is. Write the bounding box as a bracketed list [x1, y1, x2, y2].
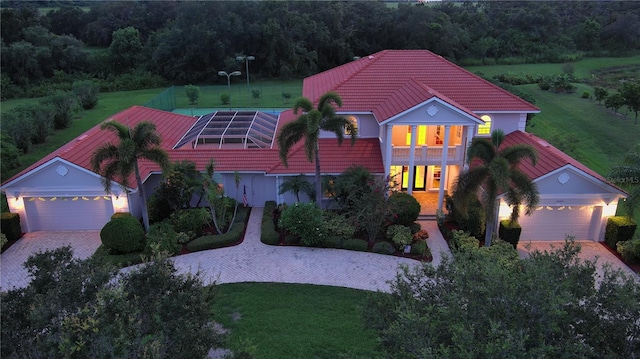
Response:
[466, 138, 495, 164]
[490, 128, 505, 148]
[488, 156, 510, 192]
[90, 144, 119, 173]
[318, 91, 343, 110]
[293, 97, 313, 114]
[140, 148, 171, 173]
[322, 116, 351, 146]
[508, 169, 539, 215]
[452, 167, 489, 214]
[100, 121, 130, 139]
[277, 120, 307, 166]
[500, 144, 538, 166]
[132, 121, 162, 148]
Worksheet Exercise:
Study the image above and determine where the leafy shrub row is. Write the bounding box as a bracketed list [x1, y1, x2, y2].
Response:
[605, 216, 637, 248]
[617, 238, 640, 263]
[260, 201, 280, 245]
[372, 241, 396, 255]
[186, 208, 249, 252]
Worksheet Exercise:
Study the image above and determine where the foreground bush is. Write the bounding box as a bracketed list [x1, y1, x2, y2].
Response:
[388, 192, 421, 226]
[100, 216, 145, 254]
[0, 247, 221, 358]
[365, 240, 640, 359]
[278, 202, 324, 246]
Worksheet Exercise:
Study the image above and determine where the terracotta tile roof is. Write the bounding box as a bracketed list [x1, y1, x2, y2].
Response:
[502, 131, 620, 190]
[303, 50, 539, 121]
[4, 106, 384, 190]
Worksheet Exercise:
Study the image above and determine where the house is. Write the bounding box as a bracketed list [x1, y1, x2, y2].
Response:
[1, 50, 626, 241]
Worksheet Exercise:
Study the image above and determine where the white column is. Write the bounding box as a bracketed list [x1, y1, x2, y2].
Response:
[407, 125, 417, 195]
[437, 125, 451, 211]
[384, 124, 393, 179]
[464, 124, 475, 170]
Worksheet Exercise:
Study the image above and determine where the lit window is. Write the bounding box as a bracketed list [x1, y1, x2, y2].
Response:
[345, 115, 358, 135]
[477, 115, 492, 135]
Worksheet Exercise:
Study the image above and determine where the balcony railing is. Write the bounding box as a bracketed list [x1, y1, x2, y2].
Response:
[391, 145, 463, 164]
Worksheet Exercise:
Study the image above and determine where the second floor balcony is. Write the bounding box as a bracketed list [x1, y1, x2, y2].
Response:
[391, 144, 464, 165]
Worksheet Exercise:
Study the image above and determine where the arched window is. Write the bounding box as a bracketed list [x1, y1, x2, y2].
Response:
[477, 115, 492, 135]
[345, 115, 358, 135]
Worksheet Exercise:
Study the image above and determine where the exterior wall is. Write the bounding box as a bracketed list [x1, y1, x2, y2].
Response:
[319, 113, 379, 139]
[481, 112, 522, 136]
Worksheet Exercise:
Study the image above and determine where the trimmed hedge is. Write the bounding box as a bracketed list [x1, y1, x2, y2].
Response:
[100, 217, 145, 254]
[260, 201, 280, 245]
[187, 222, 245, 252]
[605, 216, 637, 248]
[499, 220, 522, 249]
[0, 212, 21, 241]
[342, 238, 368, 252]
[617, 238, 640, 264]
[111, 212, 132, 219]
[372, 241, 395, 255]
[320, 236, 343, 249]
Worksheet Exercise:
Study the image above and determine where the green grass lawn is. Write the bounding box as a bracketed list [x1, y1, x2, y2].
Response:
[173, 80, 301, 109]
[212, 282, 383, 359]
[465, 55, 640, 80]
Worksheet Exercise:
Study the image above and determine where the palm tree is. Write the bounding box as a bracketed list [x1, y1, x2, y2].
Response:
[277, 91, 357, 202]
[278, 174, 314, 202]
[91, 121, 170, 232]
[608, 144, 640, 217]
[453, 129, 539, 246]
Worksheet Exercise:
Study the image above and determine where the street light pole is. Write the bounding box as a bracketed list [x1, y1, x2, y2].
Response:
[236, 55, 255, 100]
[218, 70, 241, 110]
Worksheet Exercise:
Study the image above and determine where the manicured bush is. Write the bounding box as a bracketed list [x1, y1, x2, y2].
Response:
[499, 219, 522, 249]
[581, 91, 591, 99]
[0, 212, 21, 241]
[410, 241, 428, 256]
[187, 222, 244, 252]
[261, 202, 280, 245]
[220, 93, 230, 105]
[372, 241, 396, 255]
[388, 192, 421, 226]
[278, 202, 324, 246]
[145, 221, 180, 255]
[323, 211, 356, 239]
[451, 230, 479, 253]
[605, 216, 637, 248]
[170, 208, 209, 238]
[387, 225, 412, 250]
[320, 236, 343, 249]
[100, 216, 145, 254]
[617, 238, 640, 264]
[342, 238, 368, 252]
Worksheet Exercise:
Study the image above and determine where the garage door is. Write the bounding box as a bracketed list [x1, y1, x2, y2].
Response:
[24, 197, 114, 231]
[518, 206, 596, 241]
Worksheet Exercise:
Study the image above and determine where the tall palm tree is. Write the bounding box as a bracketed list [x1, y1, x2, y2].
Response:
[453, 129, 539, 246]
[608, 144, 640, 217]
[277, 91, 357, 202]
[91, 120, 170, 232]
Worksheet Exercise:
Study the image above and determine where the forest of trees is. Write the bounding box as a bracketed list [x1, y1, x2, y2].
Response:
[1, 1, 639, 97]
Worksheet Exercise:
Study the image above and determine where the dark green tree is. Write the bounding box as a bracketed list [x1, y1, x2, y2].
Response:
[277, 92, 357, 202]
[278, 174, 313, 202]
[453, 129, 539, 246]
[620, 80, 640, 124]
[0, 133, 21, 175]
[605, 92, 626, 116]
[108, 26, 143, 74]
[91, 121, 170, 232]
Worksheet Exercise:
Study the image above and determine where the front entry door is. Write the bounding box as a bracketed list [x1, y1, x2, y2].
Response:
[400, 166, 427, 191]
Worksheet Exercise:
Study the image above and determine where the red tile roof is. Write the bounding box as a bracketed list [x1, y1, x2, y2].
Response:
[3, 106, 384, 190]
[303, 50, 539, 121]
[502, 131, 620, 191]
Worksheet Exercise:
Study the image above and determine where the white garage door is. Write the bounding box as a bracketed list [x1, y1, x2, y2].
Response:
[24, 197, 114, 231]
[519, 206, 596, 241]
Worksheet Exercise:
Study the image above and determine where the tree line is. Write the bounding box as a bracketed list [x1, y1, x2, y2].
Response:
[1, 1, 639, 97]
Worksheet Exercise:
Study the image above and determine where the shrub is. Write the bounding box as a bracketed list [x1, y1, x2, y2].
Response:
[39, 91, 79, 130]
[387, 225, 412, 250]
[451, 230, 479, 253]
[72, 80, 99, 109]
[445, 195, 485, 239]
[408, 222, 422, 234]
[410, 241, 428, 256]
[100, 217, 145, 254]
[1, 133, 21, 174]
[260, 201, 280, 245]
[187, 222, 244, 252]
[145, 222, 179, 255]
[0, 233, 7, 249]
[148, 193, 172, 224]
[605, 216, 637, 248]
[2, 110, 33, 153]
[0, 212, 21, 241]
[169, 208, 209, 238]
[278, 202, 324, 246]
[284, 234, 300, 245]
[581, 91, 591, 99]
[342, 238, 368, 252]
[372, 241, 396, 255]
[320, 236, 343, 249]
[184, 84, 201, 105]
[220, 93, 230, 105]
[499, 219, 522, 249]
[617, 238, 640, 263]
[388, 192, 421, 226]
[323, 211, 355, 239]
[413, 229, 429, 242]
[478, 239, 520, 269]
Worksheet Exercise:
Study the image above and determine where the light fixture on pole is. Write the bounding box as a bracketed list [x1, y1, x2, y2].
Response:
[218, 70, 241, 110]
[236, 55, 255, 100]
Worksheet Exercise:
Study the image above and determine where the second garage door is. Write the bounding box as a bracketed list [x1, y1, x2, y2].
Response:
[518, 205, 597, 241]
[24, 196, 114, 231]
